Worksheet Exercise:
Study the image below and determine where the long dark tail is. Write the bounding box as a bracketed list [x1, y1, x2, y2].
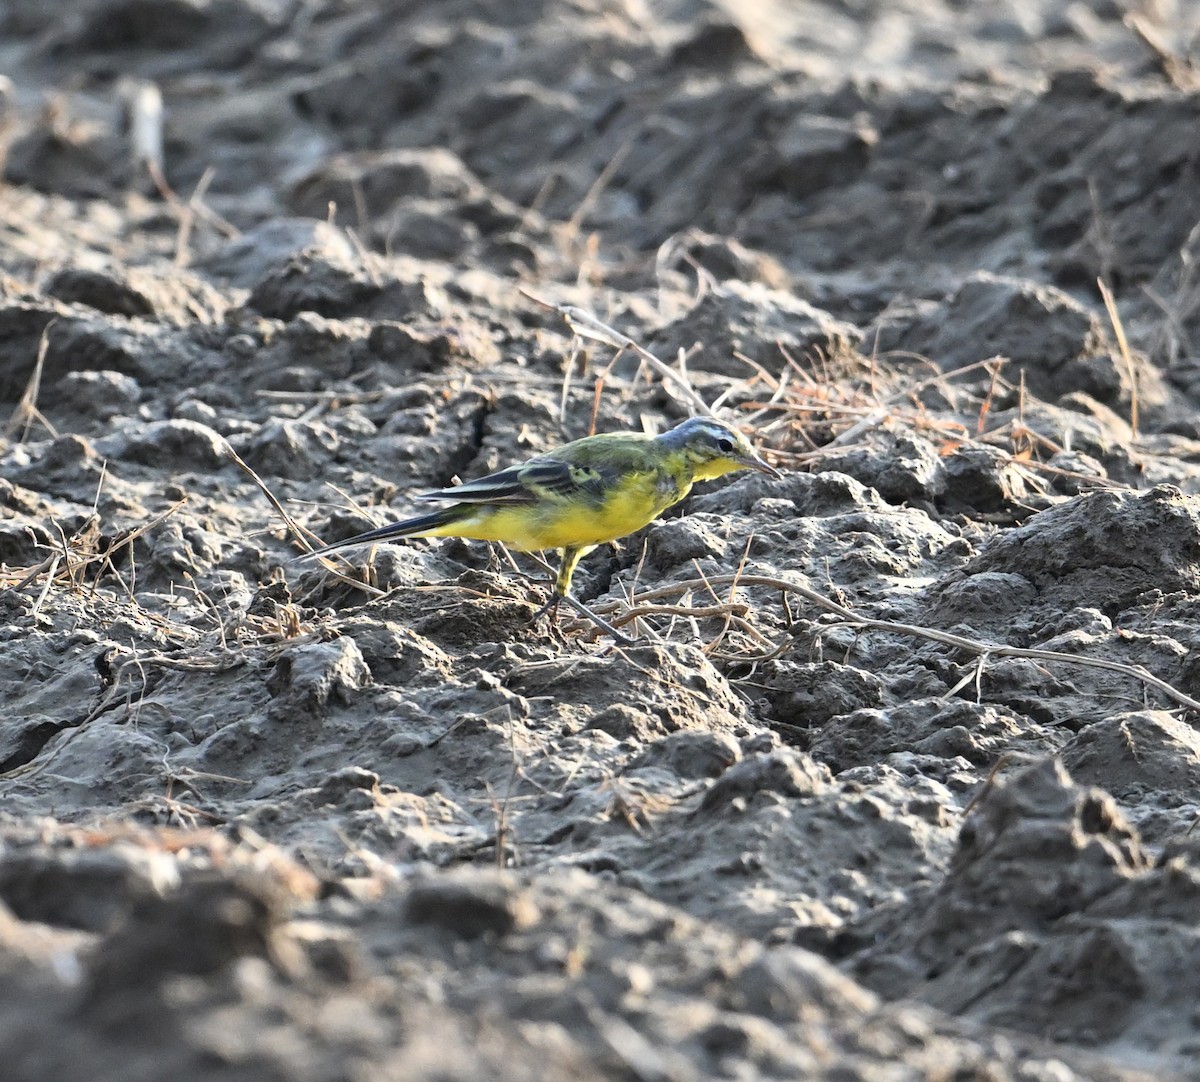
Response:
[302, 506, 468, 560]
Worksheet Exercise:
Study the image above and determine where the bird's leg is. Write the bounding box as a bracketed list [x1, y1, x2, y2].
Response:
[530, 546, 578, 625]
[529, 546, 636, 646]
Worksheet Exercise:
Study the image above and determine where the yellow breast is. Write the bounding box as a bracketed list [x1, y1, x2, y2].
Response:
[430, 470, 685, 551]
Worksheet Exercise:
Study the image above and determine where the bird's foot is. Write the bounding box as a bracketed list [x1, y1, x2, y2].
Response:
[555, 593, 637, 647]
[530, 591, 636, 646]
[531, 593, 561, 624]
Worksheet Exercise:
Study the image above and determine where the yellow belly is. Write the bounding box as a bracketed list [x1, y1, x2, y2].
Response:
[428, 473, 681, 551]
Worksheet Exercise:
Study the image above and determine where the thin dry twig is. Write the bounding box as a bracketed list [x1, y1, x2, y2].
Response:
[587, 572, 1200, 713]
[173, 165, 215, 266]
[2, 500, 186, 609]
[255, 388, 393, 405]
[1098, 276, 1140, 438]
[224, 439, 386, 598]
[565, 140, 633, 239]
[522, 290, 717, 418]
[5, 321, 57, 442]
[149, 157, 239, 245]
[225, 440, 312, 545]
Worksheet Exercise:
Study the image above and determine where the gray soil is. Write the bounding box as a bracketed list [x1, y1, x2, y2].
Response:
[3, 1, 1200, 1079]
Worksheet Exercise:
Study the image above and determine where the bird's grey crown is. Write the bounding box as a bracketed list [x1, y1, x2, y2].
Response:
[658, 416, 737, 451]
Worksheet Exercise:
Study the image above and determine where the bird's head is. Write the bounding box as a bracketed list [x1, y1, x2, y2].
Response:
[659, 418, 781, 481]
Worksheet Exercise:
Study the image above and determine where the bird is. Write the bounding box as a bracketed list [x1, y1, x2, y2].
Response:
[303, 416, 781, 628]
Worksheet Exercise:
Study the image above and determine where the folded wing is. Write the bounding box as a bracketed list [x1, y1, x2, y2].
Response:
[417, 457, 610, 506]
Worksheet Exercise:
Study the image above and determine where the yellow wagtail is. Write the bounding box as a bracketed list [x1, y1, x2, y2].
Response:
[305, 416, 780, 630]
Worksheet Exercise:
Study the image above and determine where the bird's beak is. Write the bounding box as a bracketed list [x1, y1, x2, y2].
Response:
[743, 450, 782, 479]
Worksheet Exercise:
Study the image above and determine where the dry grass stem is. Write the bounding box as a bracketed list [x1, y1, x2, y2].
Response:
[154, 160, 239, 264]
[566, 140, 632, 238]
[522, 290, 717, 419]
[5, 322, 57, 442]
[581, 571, 1200, 713]
[1098, 276, 1140, 438]
[2, 500, 186, 613]
[225, 439, 386, 597]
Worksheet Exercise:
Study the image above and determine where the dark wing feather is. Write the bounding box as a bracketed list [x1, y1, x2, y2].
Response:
[416, 455, 613, 506]
[417, 458, 603, 505]
[416, 434, 659, 507]
[416, 462, 537, 504]
[518, 459, 609, 501]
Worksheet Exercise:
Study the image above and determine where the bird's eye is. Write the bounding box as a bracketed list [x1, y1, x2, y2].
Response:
[717, 437, 734, 453]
